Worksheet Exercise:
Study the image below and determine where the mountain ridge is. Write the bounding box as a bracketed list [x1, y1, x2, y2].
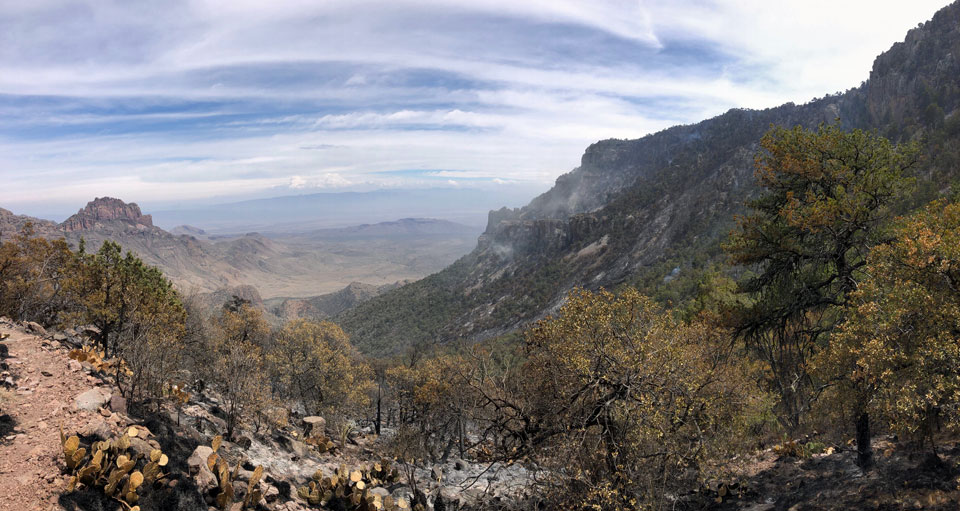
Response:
[338, 1, 960, 354]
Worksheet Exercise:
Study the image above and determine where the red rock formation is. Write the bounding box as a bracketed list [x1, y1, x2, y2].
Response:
[61, 197, 153, 232]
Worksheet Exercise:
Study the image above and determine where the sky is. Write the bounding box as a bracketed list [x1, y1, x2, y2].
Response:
[0, 0, 950, 219]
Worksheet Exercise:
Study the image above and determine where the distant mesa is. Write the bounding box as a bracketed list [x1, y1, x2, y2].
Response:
[61, 197, 154, 232]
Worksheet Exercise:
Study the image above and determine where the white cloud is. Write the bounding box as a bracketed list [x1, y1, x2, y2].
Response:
[289, 175, 307, 189]
[0, 0, 950, 214]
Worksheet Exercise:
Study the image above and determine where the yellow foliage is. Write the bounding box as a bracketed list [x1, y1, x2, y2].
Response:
[268, 319, 371, 418]
[823, 199, 960, 444]
[515, 288, 756, 510]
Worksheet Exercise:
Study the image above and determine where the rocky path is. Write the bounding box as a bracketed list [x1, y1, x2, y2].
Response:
[0, 320, 110, 511]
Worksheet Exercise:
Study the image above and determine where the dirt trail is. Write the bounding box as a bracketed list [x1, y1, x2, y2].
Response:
[0, 321, 108, 511]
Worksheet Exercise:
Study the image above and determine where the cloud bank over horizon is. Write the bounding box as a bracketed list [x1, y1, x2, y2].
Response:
[0, 0, 949, 218]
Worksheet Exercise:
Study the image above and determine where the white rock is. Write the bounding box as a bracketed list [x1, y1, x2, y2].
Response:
[74, 388, 111, 411]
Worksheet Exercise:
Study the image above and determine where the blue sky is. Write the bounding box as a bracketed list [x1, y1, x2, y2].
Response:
[0, 0, 949, 218]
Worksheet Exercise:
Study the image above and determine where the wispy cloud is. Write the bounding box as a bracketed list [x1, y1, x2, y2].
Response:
[0, 0, 949, 217]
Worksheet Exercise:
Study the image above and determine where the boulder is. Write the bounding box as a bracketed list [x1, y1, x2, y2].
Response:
[370, 487, 391, 499]
[74, 388, 112, 411]
[302, 416, 326, 437]
[230, 432, 252, 449]
[275, 501, 311, 511]
[128, 437, 155, 460]
[437, 487, 464, 510]
[263, 483, 280, 502]
[109, 394, 128, 414]
[186, 445, 217, 492]
[187, 445, 214, 475]
[80, 325, 101, 338]
[80, 418, 113, 440]
[23, 321, 46, 336]
[61, 335, 82, 348]
[274, 433, 310, 459]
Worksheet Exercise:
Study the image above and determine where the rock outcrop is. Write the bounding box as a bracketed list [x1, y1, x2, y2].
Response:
[61, 197, 154, 232]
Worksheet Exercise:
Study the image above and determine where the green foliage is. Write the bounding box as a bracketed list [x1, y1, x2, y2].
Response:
[384, 350, 482, 463]
[0, 224, 75, 324]
[66, 240, 187, 402]
[725, 123, 917, 430]
[208, 304, 271, 437]
[486, 288, 757, 510]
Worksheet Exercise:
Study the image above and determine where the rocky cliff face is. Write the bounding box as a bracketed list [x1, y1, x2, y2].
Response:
[339, 1, 960, 354]
[61, 197, 154, 232]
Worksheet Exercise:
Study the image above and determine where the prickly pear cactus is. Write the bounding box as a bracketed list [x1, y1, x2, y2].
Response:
[60, 425, 169, 511]
[297, 460, 408, 511]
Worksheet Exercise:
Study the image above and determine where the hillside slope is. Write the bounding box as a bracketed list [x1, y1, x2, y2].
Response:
[339, 1, 960, 354]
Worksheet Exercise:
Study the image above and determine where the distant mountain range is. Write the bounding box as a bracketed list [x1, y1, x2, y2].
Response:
[337, 1, 960, 354]
[0, 197, 480, 300]
[149, 188, 539, 233]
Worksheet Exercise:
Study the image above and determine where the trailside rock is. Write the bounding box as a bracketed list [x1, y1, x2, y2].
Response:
[109, 394, 127, 414]
[80, 418, 113, 440]
[187, 445, 214, 475]
[74, 388, 111, 411]
[302, 416, 326, 437]
[186, 445, 217, 492]
[23, 322, 46, 336]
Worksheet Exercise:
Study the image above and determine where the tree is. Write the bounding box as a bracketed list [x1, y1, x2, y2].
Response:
[725, 123, 917, 432]
[823, 199, 960, 465]
[267, 319, 371, 420]
[69, 241, 184, 355]
[67, 240, 186, 402]
[209, 302, 271, 437]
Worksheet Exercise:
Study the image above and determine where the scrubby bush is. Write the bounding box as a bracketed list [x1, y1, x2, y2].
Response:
[473, 288, 758, 510]
[0, 224, 74, 324]
[268, 319, 372, 419]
